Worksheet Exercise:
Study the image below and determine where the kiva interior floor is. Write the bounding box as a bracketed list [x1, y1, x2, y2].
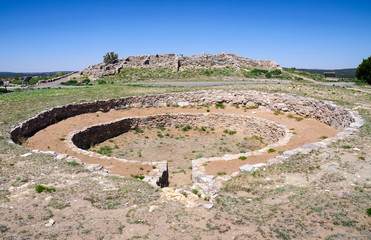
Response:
[24, 105, 338, 187]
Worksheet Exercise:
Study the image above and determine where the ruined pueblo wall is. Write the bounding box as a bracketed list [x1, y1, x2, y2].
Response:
[81, 53, 281, 79]
[10, 90, 361, 144]
[72, 113, 287, 150]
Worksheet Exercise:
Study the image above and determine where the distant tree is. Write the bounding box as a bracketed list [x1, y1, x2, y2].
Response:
[356, 56, 371, 84]
[103, 52, 119, 64]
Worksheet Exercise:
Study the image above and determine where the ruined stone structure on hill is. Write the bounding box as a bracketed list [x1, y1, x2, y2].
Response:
[81, 53, 281, 79]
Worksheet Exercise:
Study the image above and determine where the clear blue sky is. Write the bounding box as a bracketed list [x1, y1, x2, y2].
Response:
[1, 0, 370, 72]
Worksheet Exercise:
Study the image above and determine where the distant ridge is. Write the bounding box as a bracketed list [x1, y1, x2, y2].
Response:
[294, 68, 356, 79]
[0, 71, 73, 78]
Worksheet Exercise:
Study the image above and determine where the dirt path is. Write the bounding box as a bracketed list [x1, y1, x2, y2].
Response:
[24, 106, 338, 186]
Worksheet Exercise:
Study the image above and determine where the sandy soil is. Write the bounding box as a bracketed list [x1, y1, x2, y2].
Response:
[24, 105, 338, 186]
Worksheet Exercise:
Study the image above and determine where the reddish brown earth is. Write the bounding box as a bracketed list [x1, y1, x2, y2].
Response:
[24, 105, 338, 186]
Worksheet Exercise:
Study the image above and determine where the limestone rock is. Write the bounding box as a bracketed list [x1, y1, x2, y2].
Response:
[20, 153, 32, 158]
[45, 219, 55, 227]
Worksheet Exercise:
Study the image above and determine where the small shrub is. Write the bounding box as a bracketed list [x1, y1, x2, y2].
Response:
[131, 174, 145, 180]
[239, 156, 247, 160]
[97, 79, 106, 84]
[270, 69, 282, 75]
[341, 145, 352, 149]
[157, 126, 166, 131]
[135, 128, 144, 133]
[157, 133, 164, 138]
[273, 110, 283, 115]
[224, 129, 236, 135]
[182, 125, 192, 132]
[66, 161, 79, 167]
[250, 68, 268, 75]
[215, 103, 225, 109]
[366, 208, 371, 216]
[103, 52, 119, 64]
[60, 80, 78, 86]
[295, 117, 303, 121]
[35, 185, 56, 193]
[192, 189, 198, 195]
[268, 148, 276, 153]
[217, 172, 227, 175]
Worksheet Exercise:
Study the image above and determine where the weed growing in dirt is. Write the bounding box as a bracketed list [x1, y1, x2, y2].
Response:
[97, 146, 113, 156]
[66, 161, 79, 167]
[131, 174, 145, 180]
[215, 103, 225, 109]
[182, 125, 192, 131]
[35, 185, 56, 193]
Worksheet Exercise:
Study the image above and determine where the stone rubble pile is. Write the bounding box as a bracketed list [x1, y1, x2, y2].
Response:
[81, 53, 281, 79]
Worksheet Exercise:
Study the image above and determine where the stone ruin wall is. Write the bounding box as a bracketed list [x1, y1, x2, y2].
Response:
[71, 113, 287, 151]
[10, 90, 360, 145]
[81, 53, 282, 79]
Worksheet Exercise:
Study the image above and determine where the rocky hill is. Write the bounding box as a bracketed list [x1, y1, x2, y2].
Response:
[81, 53, 281, 79]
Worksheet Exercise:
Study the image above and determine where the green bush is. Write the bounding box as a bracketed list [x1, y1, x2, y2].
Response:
[98, 79, 107, 84]
[215, 103, 225, 109]
[250, 69, 268, 75]
[270, 69, 282, 75]
[356, 56, 371, 84]
[267, 148, 276, 153]
[265, 72, 272, 78]
[182, 125, 192, 132]
[35, 185, 56, 193]
[103, 52, 119, 64]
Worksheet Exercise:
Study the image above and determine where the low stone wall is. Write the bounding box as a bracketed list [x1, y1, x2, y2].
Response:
[10, 90, 359, 144]
[71, 113, 287, 150]
[10, 90, 364, 196]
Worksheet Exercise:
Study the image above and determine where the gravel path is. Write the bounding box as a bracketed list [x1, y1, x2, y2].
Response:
[133, 80, 356, 88]
[31, 72, 81, 88]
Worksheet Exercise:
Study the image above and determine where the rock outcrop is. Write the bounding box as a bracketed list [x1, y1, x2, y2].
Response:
[81, 53, 281, 79]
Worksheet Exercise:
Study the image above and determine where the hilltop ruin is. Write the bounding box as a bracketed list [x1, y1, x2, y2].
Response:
[81, 53, 281, 79]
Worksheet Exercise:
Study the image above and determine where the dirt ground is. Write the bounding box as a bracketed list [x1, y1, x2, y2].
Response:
[24, 105, 338, 187]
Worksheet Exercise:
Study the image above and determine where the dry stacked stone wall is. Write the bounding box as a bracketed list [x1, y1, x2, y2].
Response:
[11, 90, 359, 144]
[72, 113, 287, 150]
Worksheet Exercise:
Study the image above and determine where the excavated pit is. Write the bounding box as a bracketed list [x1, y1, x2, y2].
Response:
[10, 90, 364, 194]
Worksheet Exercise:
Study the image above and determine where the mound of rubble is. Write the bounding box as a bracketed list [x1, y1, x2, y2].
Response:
[81, 52, 281, 79]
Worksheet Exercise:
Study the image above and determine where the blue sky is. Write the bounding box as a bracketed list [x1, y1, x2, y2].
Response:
[0, 0, 370, 72]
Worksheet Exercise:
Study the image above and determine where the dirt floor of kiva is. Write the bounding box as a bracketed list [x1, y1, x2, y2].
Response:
[24, 105, 338, 186]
